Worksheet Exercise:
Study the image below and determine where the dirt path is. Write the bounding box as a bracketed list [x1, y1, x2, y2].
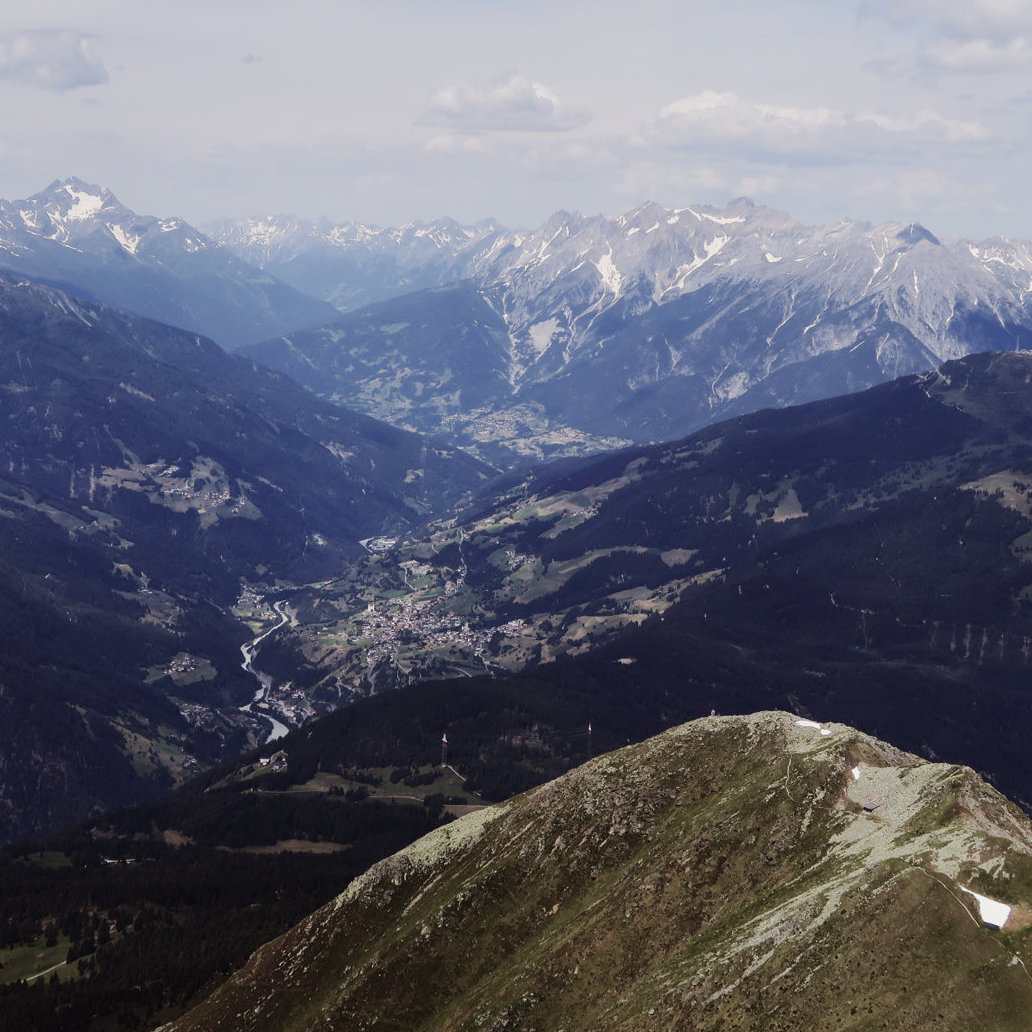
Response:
[25, 959, 66, 983]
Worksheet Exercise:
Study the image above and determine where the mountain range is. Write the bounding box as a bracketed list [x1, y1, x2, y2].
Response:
[4, 183, 1032, 844]
[208, 211, 504, 312]
[220, 201, 1032, 463]
[6, 180, 1031, 467]
[0, 178, 339, 348]
[8, 176, 1032, 1026]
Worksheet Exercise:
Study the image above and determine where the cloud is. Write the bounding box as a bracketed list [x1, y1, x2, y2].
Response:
[854, 108, 990, 142]
[0, 30, 108, 91]
[424, 133, 491, 154]
[875, 0, 1032, 39]
[865, 0, 1032, 74]
[658, 91, 847, 142]
[421, 73, 590, 133]
[855, 167, 997, 215]
[651, 90, 989, 159]
[921, 35, 1031, 73]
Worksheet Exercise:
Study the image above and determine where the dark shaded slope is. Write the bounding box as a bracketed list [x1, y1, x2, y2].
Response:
[240, 282, 513, 440]
[263, 351, 1032, 808]
[0, 271, 492, 841]
[0, 270, 491, 587]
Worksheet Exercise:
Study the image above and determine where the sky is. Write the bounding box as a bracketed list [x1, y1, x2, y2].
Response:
[0, 0, 1030, 238]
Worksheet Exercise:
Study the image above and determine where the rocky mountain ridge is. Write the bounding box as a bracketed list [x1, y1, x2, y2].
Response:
[227, 199, 1032, 463]
[0, 178, 339, 347]
[208, 212, 505, 312]
[162, 711, 1032, 1032]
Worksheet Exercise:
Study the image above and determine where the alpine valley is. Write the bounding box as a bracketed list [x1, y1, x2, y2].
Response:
[5, 179, 1032, 1030]
[0, 269, 489, 843]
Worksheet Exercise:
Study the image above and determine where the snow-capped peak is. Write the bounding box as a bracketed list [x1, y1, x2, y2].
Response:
[61, 183, 106, 221]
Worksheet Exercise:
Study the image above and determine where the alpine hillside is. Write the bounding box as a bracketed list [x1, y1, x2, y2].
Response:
[246, 350, 1032, 811]
[162, 711, 1032, 1032]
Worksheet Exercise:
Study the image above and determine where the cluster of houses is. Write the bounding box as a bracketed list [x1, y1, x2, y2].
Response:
[262, 681, 317, 728]
[354, 576, 526, 670]
[164, 653, 199, 676]
[257, 750, 288, 772]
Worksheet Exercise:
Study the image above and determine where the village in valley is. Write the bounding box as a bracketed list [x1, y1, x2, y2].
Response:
[214, 464, 695, 741]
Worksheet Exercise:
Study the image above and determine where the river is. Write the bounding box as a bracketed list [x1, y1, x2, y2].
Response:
[239, 599, 291, 743]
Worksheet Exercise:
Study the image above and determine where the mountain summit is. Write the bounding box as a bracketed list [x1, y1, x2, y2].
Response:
[0, 177, 339, 346]
[163, 712, 1032, 1032]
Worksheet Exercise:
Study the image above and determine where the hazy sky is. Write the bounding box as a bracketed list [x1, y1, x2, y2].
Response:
[2, 0, 1030, 237]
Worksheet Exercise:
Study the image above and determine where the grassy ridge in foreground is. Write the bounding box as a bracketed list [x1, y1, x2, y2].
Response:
[164, 712, 1032, 1032]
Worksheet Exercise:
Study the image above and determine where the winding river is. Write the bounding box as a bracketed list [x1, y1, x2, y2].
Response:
[239, 599, 291, 743]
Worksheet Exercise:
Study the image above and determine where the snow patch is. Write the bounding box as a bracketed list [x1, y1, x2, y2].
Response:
[595, 250, 623, 294]
[795, 719, 831, 737]
[528, 318, 561, 358]
[959, 886, 1011, 929]
[664, 235, 730, 295]
[686, 206, 747, 226]
[764, 252, 782, 263]
[109, 224, 141, 255]
[62, 185, 104, 221]
[537, 226, 566, 255]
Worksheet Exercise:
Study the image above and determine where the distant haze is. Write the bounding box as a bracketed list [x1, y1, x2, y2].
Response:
[1, 1, 1029, 238]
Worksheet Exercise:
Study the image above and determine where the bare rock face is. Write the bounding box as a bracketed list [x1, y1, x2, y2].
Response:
[162, 712, 1032, 1031]
[225, 201, 1032, 463]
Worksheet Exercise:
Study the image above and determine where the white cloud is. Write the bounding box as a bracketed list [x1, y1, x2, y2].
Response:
[421, 73, 590, 133]
[855, 108, 990, 141]
[0, 30, 108, 91]
[876, 0, 1032, 39]
[866, 0, 1032, 74]
[612, 161, 746, 206]
[424, 134, 491, 154]
[0, 1, 1020, 240]
[651, 90, 989, 157]
[921, 36, 1031, 73]
[658, 91, 846, 142]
